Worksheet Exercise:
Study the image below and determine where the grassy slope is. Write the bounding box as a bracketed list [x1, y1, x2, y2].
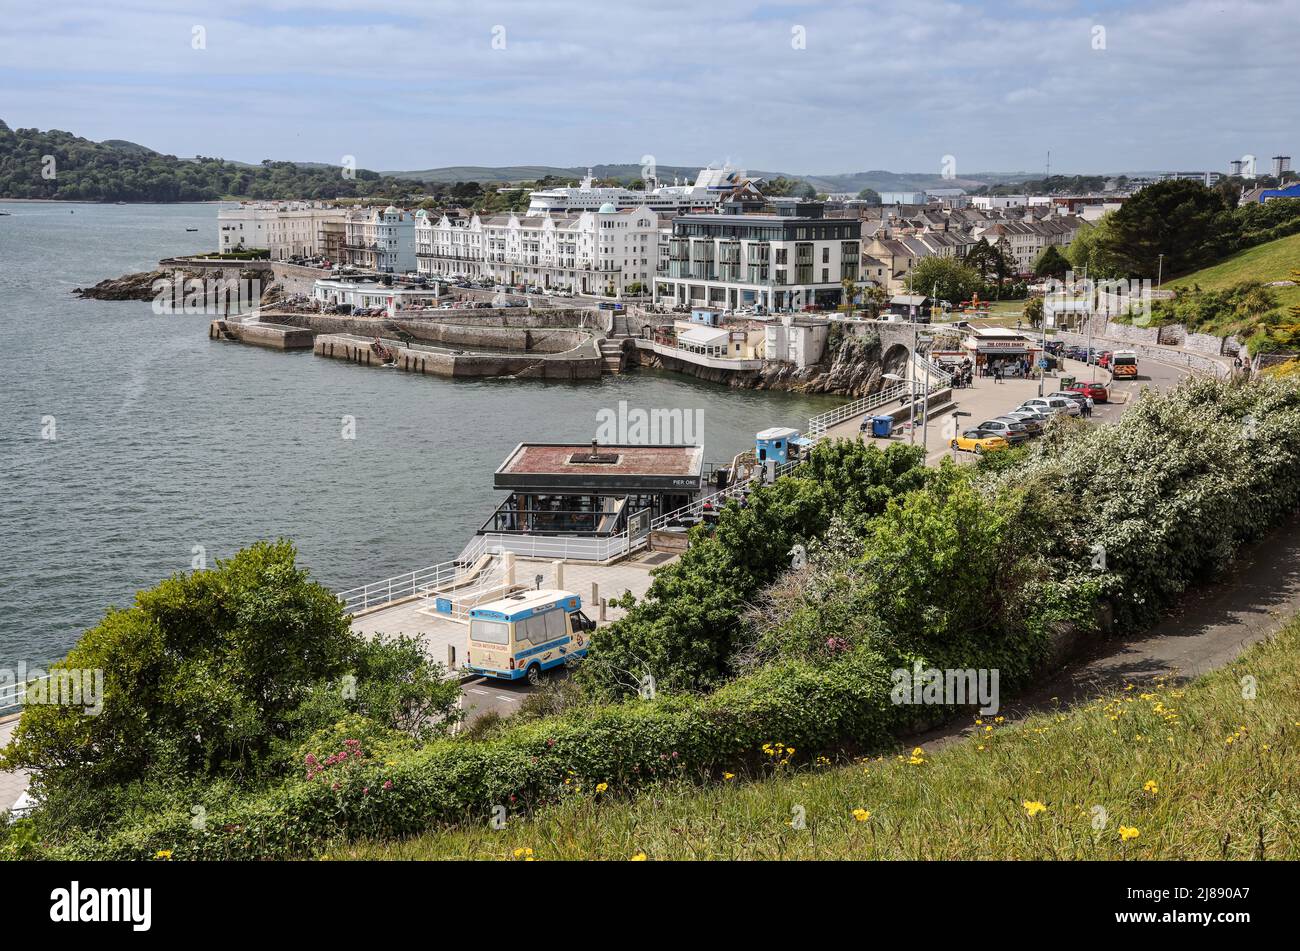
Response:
[344, 618, 1300, 861]
[1165, 231, 1300, 316]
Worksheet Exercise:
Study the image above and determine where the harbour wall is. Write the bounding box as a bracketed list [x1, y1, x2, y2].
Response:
[312, 333, 602, 380]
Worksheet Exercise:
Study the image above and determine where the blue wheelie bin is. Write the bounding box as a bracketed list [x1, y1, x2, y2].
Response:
[870, 415, 894, 438]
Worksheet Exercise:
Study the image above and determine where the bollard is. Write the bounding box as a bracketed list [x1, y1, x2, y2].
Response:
[552, 559, 564, 590]
[599, 597, 607, 622]
[591, 581, 599, 609]
[447, 644, 456, 668]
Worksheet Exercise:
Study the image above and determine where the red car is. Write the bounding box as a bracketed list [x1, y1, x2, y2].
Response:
[1066, 380, 1109, 403]
[1098, 350, 1113, 370]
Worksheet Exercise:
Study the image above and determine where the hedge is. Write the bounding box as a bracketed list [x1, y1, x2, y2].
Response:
[15, 377, 1300, 860]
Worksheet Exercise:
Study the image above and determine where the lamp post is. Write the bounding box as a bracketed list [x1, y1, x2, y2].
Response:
[1157, 253, 1164, 288]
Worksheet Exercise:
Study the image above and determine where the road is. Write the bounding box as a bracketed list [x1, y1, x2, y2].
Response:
[921, 355, 1193, 465]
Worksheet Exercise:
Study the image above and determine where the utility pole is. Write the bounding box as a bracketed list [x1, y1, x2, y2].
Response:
[909, 327, 917, 444]
[1157, 253, 1164, 288]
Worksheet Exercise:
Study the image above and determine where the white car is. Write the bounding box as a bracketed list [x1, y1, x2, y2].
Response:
[1021, 396, 1081, 417]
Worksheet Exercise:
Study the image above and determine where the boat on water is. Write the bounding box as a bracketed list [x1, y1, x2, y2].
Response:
[185, 227, 198, 232]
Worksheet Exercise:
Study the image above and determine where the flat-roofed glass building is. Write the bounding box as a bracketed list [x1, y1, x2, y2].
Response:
[654, 209, 860, 312]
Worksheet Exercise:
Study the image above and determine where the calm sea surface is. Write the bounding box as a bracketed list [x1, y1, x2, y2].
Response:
[0, 201, 841, 665]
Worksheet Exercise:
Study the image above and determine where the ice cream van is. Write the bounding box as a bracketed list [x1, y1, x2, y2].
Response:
[464, 589, 597, 685]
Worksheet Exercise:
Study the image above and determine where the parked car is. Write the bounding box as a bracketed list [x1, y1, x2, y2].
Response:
[1066, 380, 1109, 402]
[950, 430, 1009, 454]
[1003, 407, 1053, 427]
[1021, 396, 1082, 417]
[975, 419, 1032, 445]
[1048, 390, 1093, 410]
[1098, 350, 1114, 369]
[993, 414, 1043, 436]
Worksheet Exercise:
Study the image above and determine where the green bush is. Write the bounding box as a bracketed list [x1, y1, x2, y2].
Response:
[11, 378, 1300, 861]
[575, 439, 926, 697]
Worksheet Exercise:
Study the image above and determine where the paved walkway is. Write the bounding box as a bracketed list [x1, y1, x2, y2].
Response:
[0, 717, 27, 813]
[917, 502, 1300, 751]
[349, 552, 664, 663]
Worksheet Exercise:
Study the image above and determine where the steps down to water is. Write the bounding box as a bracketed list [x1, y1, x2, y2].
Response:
[598, 337, 627, 374]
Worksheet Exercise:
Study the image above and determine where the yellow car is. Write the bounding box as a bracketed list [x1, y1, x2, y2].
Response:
[950, 430, 1009, 454]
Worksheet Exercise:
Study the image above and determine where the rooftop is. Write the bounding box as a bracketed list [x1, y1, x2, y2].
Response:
[495, 443, 705, 492]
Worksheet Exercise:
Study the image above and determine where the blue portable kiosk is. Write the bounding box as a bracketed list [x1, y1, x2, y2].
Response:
[755, 427, 800, 464]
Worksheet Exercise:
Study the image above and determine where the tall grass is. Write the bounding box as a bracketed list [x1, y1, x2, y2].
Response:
[345, 618, 1300, 861]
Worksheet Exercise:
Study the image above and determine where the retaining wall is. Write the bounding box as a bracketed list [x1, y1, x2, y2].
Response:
[313, 333, 602, 380]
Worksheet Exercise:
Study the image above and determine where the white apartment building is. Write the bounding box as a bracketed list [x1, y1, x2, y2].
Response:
[341, 206, 418, 274]
[413, 203, 658, 296]
[217, 201, 346, 260]
[654, 211, 862, 312]
[972, 216, 1082, 275]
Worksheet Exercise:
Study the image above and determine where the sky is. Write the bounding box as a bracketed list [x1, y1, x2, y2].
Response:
[0, 0, 1297, 177]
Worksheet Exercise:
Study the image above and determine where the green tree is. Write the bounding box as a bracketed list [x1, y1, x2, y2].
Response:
[856, 188, 882, 204]
[0, 542, 353, 791]
[1023, 295, 1044, 328]
[1033, 245, 1071, 279]
[965, 238, 1015, 285]
[1097, 180, 1236, 279]
[909, 256, 982, 304]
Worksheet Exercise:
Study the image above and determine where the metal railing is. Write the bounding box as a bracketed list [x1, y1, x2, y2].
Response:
[805, 382, 912, 438]
[1, 674, 50, 715]
[651, 457, 801, 531]
[336, 557, 477, 615]
[462, 532, 641, 564]
[915, 355, 954, 386]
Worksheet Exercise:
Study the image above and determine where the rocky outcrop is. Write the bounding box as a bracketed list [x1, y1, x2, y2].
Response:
[73, 267, 271, 302]
[752, 331, 885, 397]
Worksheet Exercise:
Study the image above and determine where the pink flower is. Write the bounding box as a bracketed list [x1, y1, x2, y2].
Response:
[383, 780, 393, 790]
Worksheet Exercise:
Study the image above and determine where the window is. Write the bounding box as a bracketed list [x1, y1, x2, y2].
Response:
[516, 614, 546, 645]
[545, 609, 568, 640]
[470, 620, 510, 645]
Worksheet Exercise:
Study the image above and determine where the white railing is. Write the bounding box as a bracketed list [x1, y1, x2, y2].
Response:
[805, 382, 911, 438]
[336, 558, 473, 615]
[464, 532, 641, 564]
[0, 674, 50, 715]
[915, 355, 954, 387]
[652, 457, 801, 531]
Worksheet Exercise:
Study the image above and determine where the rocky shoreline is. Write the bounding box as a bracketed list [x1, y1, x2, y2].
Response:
[73, 266, 278, 303]
[633, 328, 888, 399]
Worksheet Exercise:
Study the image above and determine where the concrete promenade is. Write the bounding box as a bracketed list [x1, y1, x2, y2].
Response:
[0, 716, 27, 814]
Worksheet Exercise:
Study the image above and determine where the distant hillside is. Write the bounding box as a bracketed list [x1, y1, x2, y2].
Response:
[0, 121, 441, 202]
[380, 162, 1042, 193]
[0, 117, 1079, 202]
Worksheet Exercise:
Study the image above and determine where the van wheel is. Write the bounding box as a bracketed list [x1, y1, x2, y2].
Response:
[526, 664, 542, 687]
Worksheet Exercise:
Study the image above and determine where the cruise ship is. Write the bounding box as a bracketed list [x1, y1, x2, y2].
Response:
[525, 166, 758, 215]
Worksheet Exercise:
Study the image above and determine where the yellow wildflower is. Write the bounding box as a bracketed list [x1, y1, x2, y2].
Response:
[1022, 800, 1047, 817]
[1119, 825, 1140, 842]
[852, 808, 871, 822]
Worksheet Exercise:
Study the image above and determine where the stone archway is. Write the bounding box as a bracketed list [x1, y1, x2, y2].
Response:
[882, 342, 911, 378]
